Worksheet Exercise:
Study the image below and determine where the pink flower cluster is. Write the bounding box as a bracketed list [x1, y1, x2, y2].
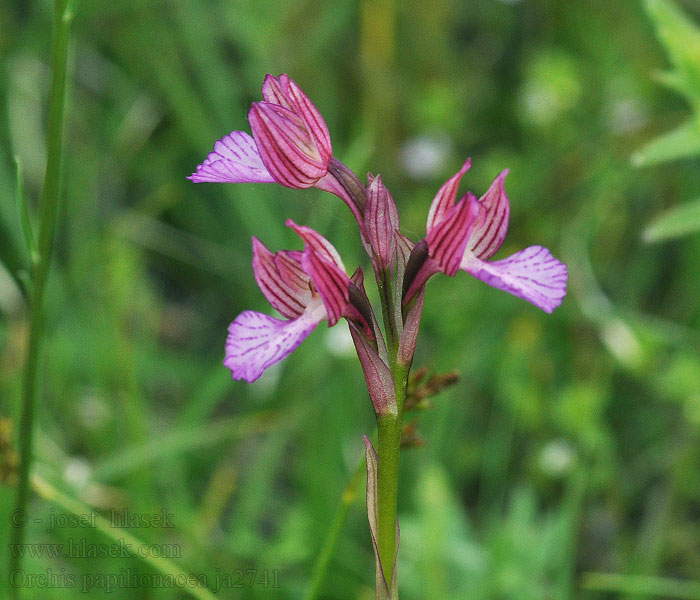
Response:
[190, 74, 567, 388]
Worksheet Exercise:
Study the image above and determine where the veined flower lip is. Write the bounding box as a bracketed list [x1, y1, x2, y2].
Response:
[223, 298, 326, 383]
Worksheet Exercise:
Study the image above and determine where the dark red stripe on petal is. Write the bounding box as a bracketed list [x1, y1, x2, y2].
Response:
[426, 159, 471, 231]
[249, 104, 327, 188]
[252, 238, 307, 318]
[469, 170, 510, 259]
[426, 195, 480, 276]
[301, 248, 350, 326]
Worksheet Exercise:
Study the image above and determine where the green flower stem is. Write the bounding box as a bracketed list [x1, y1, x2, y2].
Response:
[373, 251, 410, 594]
[9, 0, 73, 593]
[376, 413, 402, 587]
[376, 358, 408, 592]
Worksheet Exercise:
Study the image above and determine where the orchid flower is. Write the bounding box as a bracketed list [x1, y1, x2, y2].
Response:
[224, 220, 365, 383]
[188, 74, 365, 227]
[191, 74, 568, 599]
[404, 159, 567, 313]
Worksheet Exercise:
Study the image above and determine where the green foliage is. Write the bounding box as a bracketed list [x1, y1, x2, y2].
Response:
[1, 0, 700, 598]
[633, 0, 700, 166]
[643, 197, 700, 242]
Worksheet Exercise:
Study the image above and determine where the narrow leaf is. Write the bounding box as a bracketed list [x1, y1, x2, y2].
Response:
[644, 0, 700, 103]
[643, 197, 700, 242]
[631, 120, 700, 167]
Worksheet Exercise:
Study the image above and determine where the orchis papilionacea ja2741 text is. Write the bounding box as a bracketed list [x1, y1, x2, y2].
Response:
[189, 73, 567, 599]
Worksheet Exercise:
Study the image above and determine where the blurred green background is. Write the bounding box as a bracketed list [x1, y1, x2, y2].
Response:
[2, 0, 700, 598]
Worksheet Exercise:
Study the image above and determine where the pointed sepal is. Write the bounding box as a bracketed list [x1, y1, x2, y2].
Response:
[426, 158, 471, 230]
[468, 169, 510, 259]
[251, 237, 310, 319]
[248, 102, 330, 188]
[301, 247, 350, 327]
[261, 74, 332, 159]
[286, 219, 345, 269]
[426, 194, 481, 276]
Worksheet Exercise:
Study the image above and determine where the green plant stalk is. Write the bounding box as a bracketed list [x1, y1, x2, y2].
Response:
[9, 0, 73, 592]
[376, 412, 402, 588]
[375, 260, 409, 591]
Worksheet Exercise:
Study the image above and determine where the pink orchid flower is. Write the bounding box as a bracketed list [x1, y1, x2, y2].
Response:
[189, 74, 364, 225]
[405, 160, 567, 313]
[224, 220, 356, 382]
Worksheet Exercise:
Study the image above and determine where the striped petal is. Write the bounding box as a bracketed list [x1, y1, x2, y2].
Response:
[283, 76, 332, 160]
[262, 74, 332, 160]
[188, 131, 276, 183]
[426, 194, 481, 276]
[460, 245, 568, 313]
[426, 158, 471, 231]
[285, 220, 345, 270]
[301, 246, 350, 326]
[223, 302, 325, 382]
[261, 73, 295, 109]
[252, 238, 310, 319]
[274, 250, 308, 292]
[249, 102, 328, 188]
[468, 169, 510, 259]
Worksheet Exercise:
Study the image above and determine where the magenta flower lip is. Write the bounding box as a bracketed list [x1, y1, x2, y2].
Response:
[187, 131, 276, 184]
